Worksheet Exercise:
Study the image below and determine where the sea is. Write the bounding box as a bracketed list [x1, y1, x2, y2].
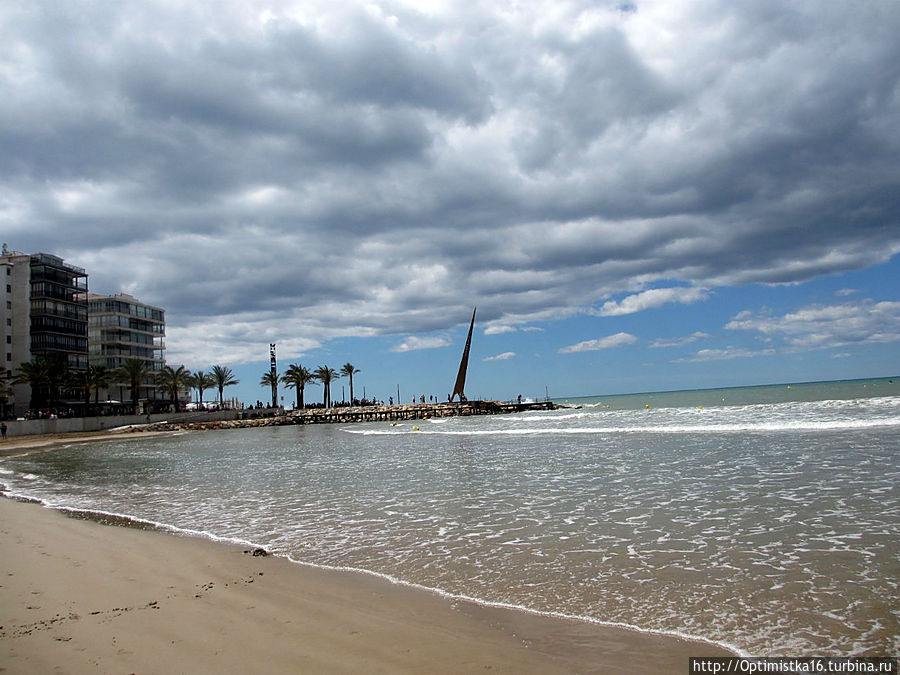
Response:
[2, 377, 898, 656]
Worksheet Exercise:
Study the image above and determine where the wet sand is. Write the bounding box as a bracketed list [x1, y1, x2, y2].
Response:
[0, 428, 176, 458]
[0, 434, 735, 673]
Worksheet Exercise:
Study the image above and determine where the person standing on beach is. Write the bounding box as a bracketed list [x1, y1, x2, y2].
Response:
[1, 422, 7, 440]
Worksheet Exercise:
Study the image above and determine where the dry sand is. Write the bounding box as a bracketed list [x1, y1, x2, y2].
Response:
[0, 434, 735, 674]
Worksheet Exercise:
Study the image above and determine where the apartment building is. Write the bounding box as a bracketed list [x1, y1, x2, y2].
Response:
[87, 293, 166, 405]
[1, 246, 89, 416]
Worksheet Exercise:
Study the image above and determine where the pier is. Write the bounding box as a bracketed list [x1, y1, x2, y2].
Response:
[129, 400, 560, 434]
[289, 400, 558, 425]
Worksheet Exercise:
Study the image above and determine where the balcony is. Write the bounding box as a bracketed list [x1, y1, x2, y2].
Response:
[31, 300, 88, 321]
[31, 281, 88, 302]
[31, 253, 86, 277]
[31, 317, 88, 335]
[31, 333, 88, 352]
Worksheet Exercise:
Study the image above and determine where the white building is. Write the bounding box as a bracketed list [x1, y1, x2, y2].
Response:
[87, 293, 167, 407]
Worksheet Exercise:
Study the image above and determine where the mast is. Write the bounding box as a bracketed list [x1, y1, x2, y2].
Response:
[451, 307, 476, 402]
[269, 343, 278, 408]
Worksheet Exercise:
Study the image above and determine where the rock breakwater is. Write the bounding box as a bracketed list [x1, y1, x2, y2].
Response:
[121, 400, 559, 434]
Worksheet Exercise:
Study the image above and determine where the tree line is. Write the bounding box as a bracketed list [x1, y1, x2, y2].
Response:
[2, 356, 362, 416]
[3, 355, 239, 415]
[258, 363, 360, 409]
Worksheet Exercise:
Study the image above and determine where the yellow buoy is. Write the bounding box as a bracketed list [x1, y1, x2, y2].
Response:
[645, 404, 650, 409]
[413, 426, 419, 431]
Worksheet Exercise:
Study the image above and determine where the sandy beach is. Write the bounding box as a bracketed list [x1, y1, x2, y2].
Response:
[0, 433, 735, 674]
[0, 428, 177, 458]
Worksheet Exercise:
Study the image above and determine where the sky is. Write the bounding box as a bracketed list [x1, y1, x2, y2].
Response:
[3, 0, 900, 406]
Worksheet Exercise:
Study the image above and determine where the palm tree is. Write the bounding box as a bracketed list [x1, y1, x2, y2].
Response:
[13, 355, 67, 410]
[66, 368, 94, 413]
[191, 370, 215, 408]
[313, 365, 339, 408]
[281, 364, 314, 409]
[259, 370, 279, 407]
[0, 372, 12, 419]
[69, 365, 112, 413]
[11, 361, 49, 407]
[156, 365, 192, 412]
[114, 358, 150, 414]
[211, 365, 239, 408]
[87, 365, 111, 407]
[340, 363, 360, 405]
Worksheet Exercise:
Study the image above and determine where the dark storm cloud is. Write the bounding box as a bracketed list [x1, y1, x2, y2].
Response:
[2, 0, 899, 364]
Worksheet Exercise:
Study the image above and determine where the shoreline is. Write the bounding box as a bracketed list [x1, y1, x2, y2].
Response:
[0, 495, 737, 673]
[0, 427, 180, 458]
[6, 494, 746, 657]
[3, 381, 896, 661]
[0, 425, 745, 664]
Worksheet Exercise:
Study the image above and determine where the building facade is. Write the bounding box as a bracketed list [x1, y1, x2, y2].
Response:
[2, 247, 89, 416]
[87, 293, 166, 406]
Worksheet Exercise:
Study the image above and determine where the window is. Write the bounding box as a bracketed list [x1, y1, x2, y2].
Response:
[5, 353, 10, 362]
[5, 284, 10, 293]
[5, 336, 10, 344]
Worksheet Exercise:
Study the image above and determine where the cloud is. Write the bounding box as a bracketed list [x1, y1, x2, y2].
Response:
[673, 347, 777, 363]
[593, 287, 709, 316]
[168, 319, 323, 369]
[725, 300, 900, 350]
[650, 331, 712, 348]
[2, 1, 899, 365]
[558, 332, 637, 353]
[483, 324, 544, 335]
[483, 351, 516, 361]
[390, 336, 452, 353]
[484, 325, 517, 335]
